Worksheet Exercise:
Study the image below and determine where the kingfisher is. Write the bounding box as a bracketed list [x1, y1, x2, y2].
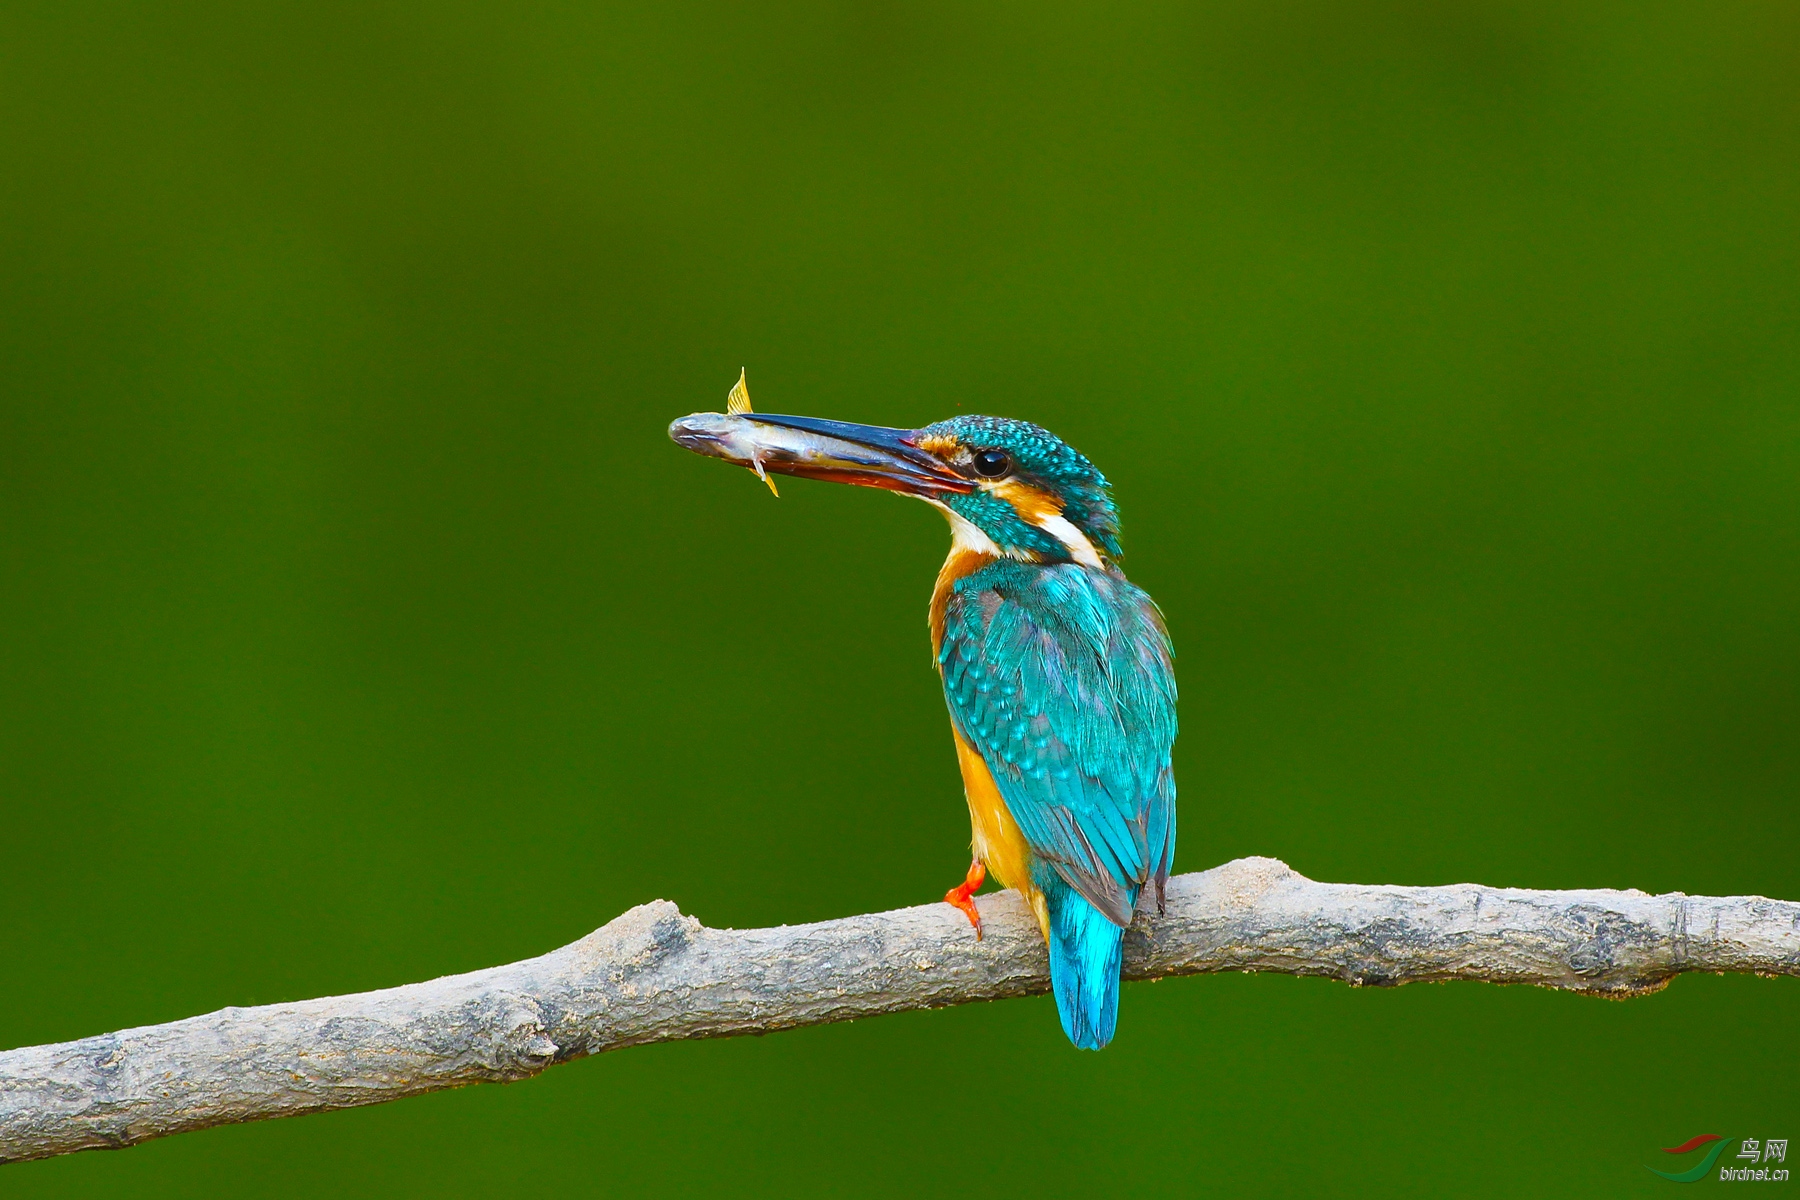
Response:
[670, 399, 1177, 1049]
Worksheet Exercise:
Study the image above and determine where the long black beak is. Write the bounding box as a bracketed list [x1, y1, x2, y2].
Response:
[668, 411, 972, 496]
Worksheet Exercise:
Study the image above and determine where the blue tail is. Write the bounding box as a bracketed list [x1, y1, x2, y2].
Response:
[1043, 878, 1130, 1050]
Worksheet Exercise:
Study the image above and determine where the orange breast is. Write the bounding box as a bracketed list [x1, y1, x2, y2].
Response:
[951, 726, 1047, 935]
[928, 546, 988, 656]
[931, 541, 1049, 939]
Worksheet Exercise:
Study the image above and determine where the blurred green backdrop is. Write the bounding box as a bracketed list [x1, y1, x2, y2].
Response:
[3, 1, 1797, 1195]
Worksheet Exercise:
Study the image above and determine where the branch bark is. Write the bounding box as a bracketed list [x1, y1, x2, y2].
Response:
[4, 856, 1797, 1164]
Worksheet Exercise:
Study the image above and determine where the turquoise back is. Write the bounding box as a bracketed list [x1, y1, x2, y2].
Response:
[937, 557, 1177, 1045]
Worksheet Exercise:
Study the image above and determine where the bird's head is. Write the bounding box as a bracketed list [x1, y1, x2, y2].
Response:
[670, 410, 1121, 567]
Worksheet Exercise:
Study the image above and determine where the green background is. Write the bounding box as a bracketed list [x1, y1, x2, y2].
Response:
[3, 1, 1797, 1195]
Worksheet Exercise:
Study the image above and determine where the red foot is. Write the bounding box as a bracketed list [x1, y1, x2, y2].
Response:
[944, 859, 987, 940]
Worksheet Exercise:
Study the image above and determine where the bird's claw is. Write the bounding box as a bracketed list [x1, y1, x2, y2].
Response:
[943, 859, 986, 940]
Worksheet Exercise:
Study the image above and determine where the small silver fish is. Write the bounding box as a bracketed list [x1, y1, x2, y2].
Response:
[669, 405, 968, 497]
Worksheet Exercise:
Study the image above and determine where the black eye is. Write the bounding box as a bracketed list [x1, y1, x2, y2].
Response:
[971, 449, 1011, 478]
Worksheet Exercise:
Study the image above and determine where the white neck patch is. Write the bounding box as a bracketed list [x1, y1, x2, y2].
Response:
[917, 495, 1101, 566]
[1029, 511, 1105, 568]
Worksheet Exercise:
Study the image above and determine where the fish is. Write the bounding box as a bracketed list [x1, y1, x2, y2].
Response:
[669, 407, 971, 498]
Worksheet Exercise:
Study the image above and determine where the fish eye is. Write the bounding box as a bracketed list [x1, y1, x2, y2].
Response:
[971, 449, 1011, 478]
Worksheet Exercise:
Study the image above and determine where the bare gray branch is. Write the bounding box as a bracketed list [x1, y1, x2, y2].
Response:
[4, 856, 1797, 1164]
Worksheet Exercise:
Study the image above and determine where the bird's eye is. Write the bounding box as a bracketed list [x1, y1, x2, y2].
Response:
[971, 449, 1011, 478]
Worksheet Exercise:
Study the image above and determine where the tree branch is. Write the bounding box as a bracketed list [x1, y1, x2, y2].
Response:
[4, 856, 1797, 1164]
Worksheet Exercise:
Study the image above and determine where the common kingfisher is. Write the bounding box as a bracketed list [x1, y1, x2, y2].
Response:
[670, 401, 1177, 1049]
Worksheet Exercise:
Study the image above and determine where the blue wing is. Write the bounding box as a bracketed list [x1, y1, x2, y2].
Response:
[938, 559, 1177, 926]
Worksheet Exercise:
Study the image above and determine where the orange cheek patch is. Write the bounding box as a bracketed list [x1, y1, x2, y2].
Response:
[916, 433, 961, 456]
[988, 479, 1063, 524]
